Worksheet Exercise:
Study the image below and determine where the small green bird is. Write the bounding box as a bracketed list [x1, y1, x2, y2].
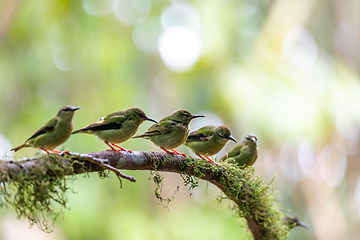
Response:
[11, 106, 81, 154]
[185, 125, 237, 165]
[133, 109, 204, 156]
[72, 107, 158, 152]
[220, 134, 258, 168]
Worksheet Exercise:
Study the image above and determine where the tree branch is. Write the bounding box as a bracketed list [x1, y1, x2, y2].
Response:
[0, 151, 289, 239]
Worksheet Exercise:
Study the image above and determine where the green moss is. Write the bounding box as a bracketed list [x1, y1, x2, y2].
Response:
[98, 169, 110, 179]
[218, 164, 289, 239]
[0, 155, 86, 232]
[173, 156, 290, 239]
[149, 170, 179, 209]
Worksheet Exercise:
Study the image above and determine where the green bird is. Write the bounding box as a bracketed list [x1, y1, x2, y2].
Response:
[220, 134, 258, 168]
[72, 107, 158, 152]
[133, 109, 204, 156]
[11, 106, 81, 154]
[185, 125, 237, 165]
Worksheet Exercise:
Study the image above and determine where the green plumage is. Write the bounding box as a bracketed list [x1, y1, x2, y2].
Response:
[220, 134, 258, 168]
[72, 107, 157, 148]
[11, 106, 80, 152]
[133, 109, 204, 153]
[185, 125, 237, 157]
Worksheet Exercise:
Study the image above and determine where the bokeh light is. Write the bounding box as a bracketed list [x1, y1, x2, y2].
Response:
[113, 0, 151, 25]
[158, 26, 202, 72]
[282, 26, 318, 70]
[82, 0, 113, 16]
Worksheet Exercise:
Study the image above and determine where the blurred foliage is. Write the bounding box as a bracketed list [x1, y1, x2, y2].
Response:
[1, 0, 360, 239]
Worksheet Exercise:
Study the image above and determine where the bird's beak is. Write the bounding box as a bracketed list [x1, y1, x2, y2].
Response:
[228, 135, 237, 143]
[297, 222, 311, 230]
[71, 107, 81, 111]
[191, 115, 205, 119]
[146, 117, 158, 124]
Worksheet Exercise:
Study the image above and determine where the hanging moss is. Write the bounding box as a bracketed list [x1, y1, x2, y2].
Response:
[217, 164, 288, 239]
[169, 156, 289, 239]
[0, 155, 85, 232]
[149, 170, 179, 209]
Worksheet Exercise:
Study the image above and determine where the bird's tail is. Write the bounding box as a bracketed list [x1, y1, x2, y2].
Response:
[132, 134, 148, 139]
[72, 129, 92, 134]
[10, 143, 27, 152]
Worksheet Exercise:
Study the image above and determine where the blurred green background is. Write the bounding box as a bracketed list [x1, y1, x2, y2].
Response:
[1, 0, 360, 239]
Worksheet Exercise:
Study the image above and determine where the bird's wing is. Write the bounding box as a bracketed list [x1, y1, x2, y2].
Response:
[219, 145, 242, 161]
[135, 121, 174, 137]
[186, 127, 214, 142]
[79, 114, 126, 132]
[227, 145, 242, 158]
[26, 118, 59, 141]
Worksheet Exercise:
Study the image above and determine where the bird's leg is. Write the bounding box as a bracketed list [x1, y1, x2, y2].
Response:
[105, 142, 120, 152]
[39, 147, 50, 154]
[205, 156, 220, 165]
[196, 153, 205, 160]
[160, 147, 186, 156]
[53, 150, 70, 154]
[196, 153, 219, 165]
[110, 143, 132, 153]
[170, 149, 187, 156]
[160, 147, 175, 155]
[104, 142, 132, 153]
[51, 149, 70, 154]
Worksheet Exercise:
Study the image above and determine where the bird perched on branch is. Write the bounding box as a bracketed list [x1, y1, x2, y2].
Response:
[72, 107, 158, 152]
[133, 109, 204, 156]
[185, 125, 237, 165]
[11, 106, 81, 154]
[220, 134, 258, 168]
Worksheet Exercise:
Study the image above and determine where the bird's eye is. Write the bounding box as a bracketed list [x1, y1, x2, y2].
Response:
[62, 107, 70, 111]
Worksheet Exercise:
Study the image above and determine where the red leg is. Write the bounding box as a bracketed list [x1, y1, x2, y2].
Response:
[110, 143, 132, 153]
[196, 154, 219, 165]
[52, 150, 70, 154]
[205, 156, 220, 165]
[105, 142, 121, 152]
[161, 147, 175, 155]
[196, 153, 205, 160]
[160, 147, 186, 156]
[39, 147, 50, 154]
[170, 149, 187, 156]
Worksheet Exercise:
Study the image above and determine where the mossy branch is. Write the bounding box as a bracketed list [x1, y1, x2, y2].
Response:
[0, 151, 290, 239]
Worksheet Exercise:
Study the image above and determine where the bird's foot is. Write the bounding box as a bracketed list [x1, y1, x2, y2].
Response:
[205, 156, 220, 165]
[105, 142, 132, 153]
[160, 147, 186, 156]
[170, 149, 187, 156]
[196, 154, 219, 165]
[40, 147, 51, 154]
[107, 149, 129, 154]
[110, 143, 132, 153]
[52, 150, 70, 154]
